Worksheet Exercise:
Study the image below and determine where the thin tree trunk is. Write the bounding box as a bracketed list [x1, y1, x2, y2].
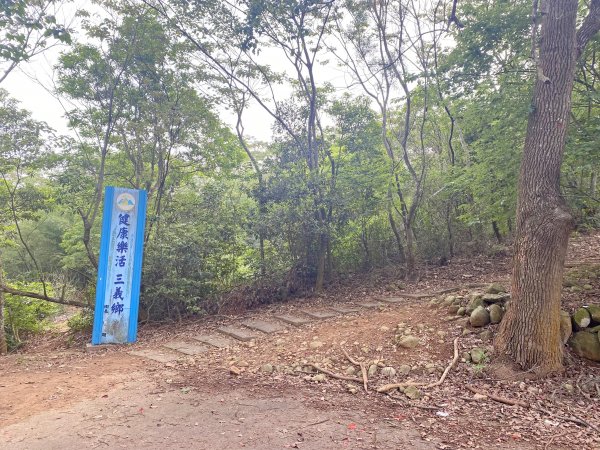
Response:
[326, 235, 333, 279]
[387, 189, 405, 262]
[315, 233, 327, 292]
[495, 0, 598, 375]
[0, 254, 7, 355]
[361, 219, 370, 269]
[446, 201, 454, 258]
[405, 224, 416, 275]
[492, 221, 503, 244]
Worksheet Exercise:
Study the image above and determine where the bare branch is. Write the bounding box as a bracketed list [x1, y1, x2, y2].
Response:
[576, 0, 600, 59]
[0, 284, 87, 308]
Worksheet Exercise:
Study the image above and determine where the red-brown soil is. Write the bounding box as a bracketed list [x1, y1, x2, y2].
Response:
[1, 232, 599, 449]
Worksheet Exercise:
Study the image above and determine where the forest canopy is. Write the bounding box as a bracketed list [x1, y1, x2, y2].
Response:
[0, 0, 598, 353]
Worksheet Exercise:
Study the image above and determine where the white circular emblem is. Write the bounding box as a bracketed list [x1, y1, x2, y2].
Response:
[116, 193, 135, 212]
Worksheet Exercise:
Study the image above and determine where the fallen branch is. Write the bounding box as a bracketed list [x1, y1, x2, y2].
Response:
[377, 338, 460, 393]
[0, 284, 87, 308]
[537, 406, 600, 435]
[306, 364, 362, 383]
[465, 386, 528, 408]
[376, 381, 425, 393]
[424, 338, 459, 388]
[341, 346, 369, 393]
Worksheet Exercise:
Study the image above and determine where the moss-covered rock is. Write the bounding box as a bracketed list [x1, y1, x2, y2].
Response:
[404, 385, 421, 400]
[482, 293, 511, 303]
[485, 283, 507, 294]
[466, 295, 485, 315]
[479, 329, 493, 341]
[395, 335, 420, 349]
[488, 304, 504, 324]
[470, 347, 486, 364]
[447, 305, 460, 315]
[568, 331, 600, 362]
[470, 306, 490, 327]
[573, 308, 591, 330]
[587, 305, 600, 324]
[584, 325, 600, 334]
[442, 295, 456, 307]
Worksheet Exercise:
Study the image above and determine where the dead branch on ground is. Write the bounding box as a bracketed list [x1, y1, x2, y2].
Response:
[306, 364, 362, 383]
[341, 345, 369, 393]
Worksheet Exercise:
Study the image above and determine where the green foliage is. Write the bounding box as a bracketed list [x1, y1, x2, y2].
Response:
[141, 178, 256, 319]
[3, 282, 60, 349]
[66, 310, 93, 333]
[0, 0, 597, 334]
[0, 0, 71, 65]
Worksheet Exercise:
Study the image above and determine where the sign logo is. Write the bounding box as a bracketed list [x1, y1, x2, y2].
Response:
[116, 193, 136, 211]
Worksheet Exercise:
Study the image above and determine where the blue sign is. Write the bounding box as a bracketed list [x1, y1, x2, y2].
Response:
[92, 187, 147, 345]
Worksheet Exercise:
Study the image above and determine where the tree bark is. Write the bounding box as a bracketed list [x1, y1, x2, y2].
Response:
[0, 254, 7, 355]
[446, 201, 455, 258]
[492, 221, 503, 244]
[387, 189, 406, 262]
[495, 0, 599, 375]
[315, 232, 327, 292]
[0, 284, 86, 308]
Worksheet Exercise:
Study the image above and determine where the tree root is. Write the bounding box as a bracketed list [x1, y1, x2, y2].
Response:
[306, 364, 362, 383]
[465, 385, 528, 408]
[341, 346, 369, 393]
[377, 338, 460, 393]
[424, 338, 459, 388]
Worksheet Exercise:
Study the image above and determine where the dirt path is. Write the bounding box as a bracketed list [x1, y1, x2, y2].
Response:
[0, 344, 441, 449]
[0, 297, 575, 450]
[2, 232, 600, 449]
[1, 376, 435, 450]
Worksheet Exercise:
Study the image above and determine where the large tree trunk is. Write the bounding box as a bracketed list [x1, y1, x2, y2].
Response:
[495, 0, 585, 375]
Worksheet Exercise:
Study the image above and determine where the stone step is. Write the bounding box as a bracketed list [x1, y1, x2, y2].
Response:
[301, 310, 338, 320]
[399, 293, 433, 299]
[163, 341, 209, 356]
[217, 326, 258, 342]
[129, 349, 181, 364]
[274, 314, 311, 326]
[329, 305, 361, 314]
[359, 301, 384, 309]
[241, 319, 286, 334]
[379, 297, 404, 304]
[192, 334, 235, 349]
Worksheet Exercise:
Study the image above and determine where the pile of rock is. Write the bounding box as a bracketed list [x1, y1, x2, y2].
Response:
[568, 305, 600, 362]
[430, 283, 510, 328]
[430, 283, 600, 363]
